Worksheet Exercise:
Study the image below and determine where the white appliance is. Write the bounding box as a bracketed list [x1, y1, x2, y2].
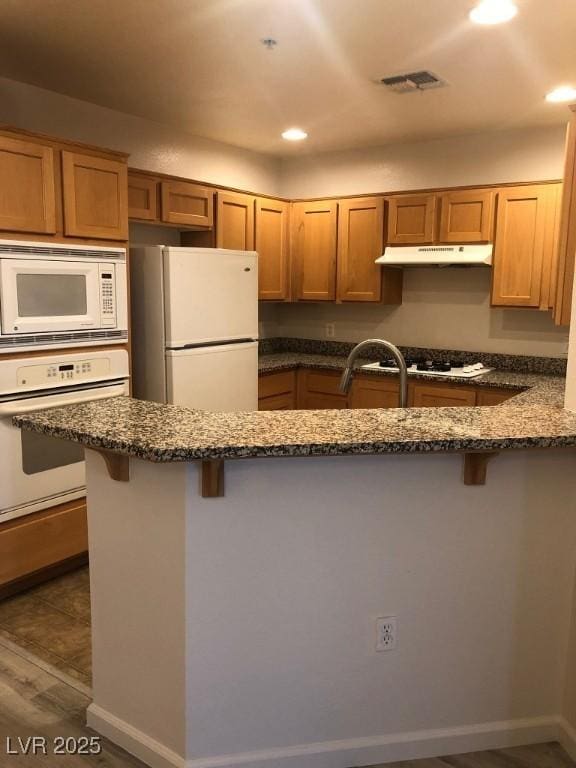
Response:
[376, 244, 493, 266]
[0, 239, 128, 352]
[0, 349, 130, 523]
[130, 246, 258, 411]
[362, 361, 493, 378]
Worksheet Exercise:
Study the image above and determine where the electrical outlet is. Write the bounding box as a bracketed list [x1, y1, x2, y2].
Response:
[325, 323, 335, 338]
[376, 616, 397, 652]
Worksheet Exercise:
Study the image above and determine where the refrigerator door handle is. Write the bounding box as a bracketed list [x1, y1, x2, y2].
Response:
[168, 338, 257, 351]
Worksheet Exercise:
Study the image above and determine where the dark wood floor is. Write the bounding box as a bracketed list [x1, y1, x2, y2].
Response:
[0, 569, 574, 767]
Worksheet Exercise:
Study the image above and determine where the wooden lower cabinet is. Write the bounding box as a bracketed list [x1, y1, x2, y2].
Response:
[476, 387, 515, 406]
[258, 370, 297, 410]
[410, 381, 477, 407]
[350, 375, 400, 408]
[258, 370, 518, 411]
[296, 369, 348, 409]
[0, 499, 88, 593]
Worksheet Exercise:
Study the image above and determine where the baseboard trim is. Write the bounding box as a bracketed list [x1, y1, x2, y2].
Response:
[558, 717, 576, 762]
[87, 705, 560, 768]
[87, 703, 185, 768]
[185, 716, 559, 768]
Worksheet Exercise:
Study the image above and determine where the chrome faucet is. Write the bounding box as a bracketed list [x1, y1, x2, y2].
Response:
[339, 338, 409, 407]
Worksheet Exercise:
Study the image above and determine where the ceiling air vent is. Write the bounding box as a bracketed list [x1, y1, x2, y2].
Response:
[380, 71, 447, 94]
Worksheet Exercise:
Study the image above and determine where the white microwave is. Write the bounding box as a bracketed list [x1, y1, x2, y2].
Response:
[0, 240, 128, 352]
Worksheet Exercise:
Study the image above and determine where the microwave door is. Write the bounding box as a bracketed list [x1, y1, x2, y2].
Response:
[0, 259, 102, 334]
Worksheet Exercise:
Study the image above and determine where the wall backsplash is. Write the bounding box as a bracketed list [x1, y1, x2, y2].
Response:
[264, 268, 569, 358]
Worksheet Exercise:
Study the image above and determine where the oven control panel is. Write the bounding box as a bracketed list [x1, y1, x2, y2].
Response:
[17, 357, 112, 388]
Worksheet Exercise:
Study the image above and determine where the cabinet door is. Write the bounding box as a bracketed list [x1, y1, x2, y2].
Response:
[258, 369, 297, 410]
[292, 201, 338, 301]
[216, 191, 255, 250]
[476, 388, 515, 406]
[491, 185, 554, 307]
[350, 376, 400, 408]
[337, 197, 384, 302]
[62, 151, 128, 240]
[128, 174, 158, 221]
[0, 135, 56, 234]
[387, 194, 436, 245]
[438, 189, 494, 243]
[161, 181, 213, 228]
[539, 183, 562, 311]
[255, 198, 290, 300]
[297, 369, 348, 409]
[411, 382, 476, 407]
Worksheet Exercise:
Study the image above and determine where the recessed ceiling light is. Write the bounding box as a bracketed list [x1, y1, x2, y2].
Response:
[469, 0, 518, 25]
[545, 86, 576, 104]
[281, 128, 308, 141]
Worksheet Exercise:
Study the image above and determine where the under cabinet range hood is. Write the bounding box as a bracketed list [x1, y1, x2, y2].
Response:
[376, 244, 493, 267]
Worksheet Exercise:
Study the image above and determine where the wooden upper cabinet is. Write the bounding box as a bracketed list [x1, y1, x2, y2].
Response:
[161, 180, 213, 228]
[128, 174, 158, 221]
[438, 189, 494, 243]
[216, 191, 255, 250]
[491, 185, 557, 308]
[292, 200, 338, 301]
[62, 151, 128, 240]
[387, 194, 436, 244]
[255, 198, 290, 300]
[0, 135, 56, 234]
[554, 106, 576, 326]
[337, 197, 384, 302]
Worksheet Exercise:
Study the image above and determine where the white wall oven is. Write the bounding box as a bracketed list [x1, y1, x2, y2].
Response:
[0, 349, 130, 522]
[0, 240, 128, 353]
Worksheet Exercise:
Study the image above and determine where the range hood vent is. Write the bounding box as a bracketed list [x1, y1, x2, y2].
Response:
[376, 244, 493, 267]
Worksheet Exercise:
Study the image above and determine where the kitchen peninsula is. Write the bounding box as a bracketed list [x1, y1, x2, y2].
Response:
[12, 372, 576, 768]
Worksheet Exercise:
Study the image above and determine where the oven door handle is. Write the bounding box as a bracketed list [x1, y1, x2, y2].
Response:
[0, 384, 128, 418]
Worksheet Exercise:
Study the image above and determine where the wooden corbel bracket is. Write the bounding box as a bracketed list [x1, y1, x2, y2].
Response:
[462, 451, 499, 486]
[95, 449, 130, 482]
[200, 459, 225, 498]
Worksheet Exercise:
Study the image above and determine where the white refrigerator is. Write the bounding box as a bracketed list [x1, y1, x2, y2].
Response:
[130, 246, 258, 411]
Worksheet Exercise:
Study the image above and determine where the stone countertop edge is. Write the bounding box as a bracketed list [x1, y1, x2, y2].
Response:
[11, 355, 576, 462]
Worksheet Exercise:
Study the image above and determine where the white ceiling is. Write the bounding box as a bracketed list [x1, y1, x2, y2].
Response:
[0, 0, 574, 156]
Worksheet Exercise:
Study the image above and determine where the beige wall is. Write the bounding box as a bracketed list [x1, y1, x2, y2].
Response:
[0, 76, 280, 195]
[279, 124, 567, 199]
[273, 268, 569, 357]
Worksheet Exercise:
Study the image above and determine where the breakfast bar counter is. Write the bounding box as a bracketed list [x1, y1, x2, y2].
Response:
[10, 372, 572, 463]
[11, 383, 576, 768]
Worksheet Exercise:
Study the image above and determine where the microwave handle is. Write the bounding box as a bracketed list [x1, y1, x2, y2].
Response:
[0, 385, 128, 417]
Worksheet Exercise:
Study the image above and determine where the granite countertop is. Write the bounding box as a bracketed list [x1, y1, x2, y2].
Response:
[12, 353, 575, 462]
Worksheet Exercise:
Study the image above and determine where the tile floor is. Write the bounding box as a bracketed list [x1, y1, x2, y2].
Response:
[0, 566, 91, 685]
